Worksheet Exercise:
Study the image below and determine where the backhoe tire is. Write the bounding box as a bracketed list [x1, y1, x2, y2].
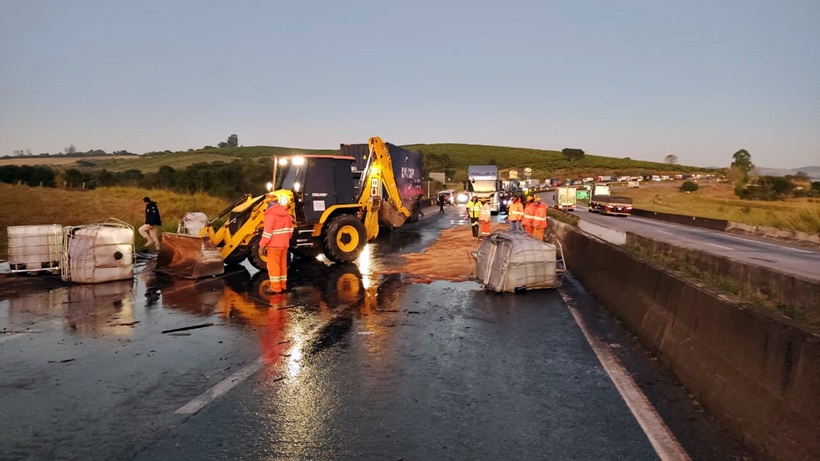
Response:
[223, 246, 248, 267]
[323, 214, 366, 263]
[248, 234, 268, 272]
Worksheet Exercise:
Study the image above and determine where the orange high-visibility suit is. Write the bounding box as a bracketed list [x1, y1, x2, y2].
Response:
[260, 196, 294, 293]
[522, 198, 537, 234]
[532, 199, 548, 241]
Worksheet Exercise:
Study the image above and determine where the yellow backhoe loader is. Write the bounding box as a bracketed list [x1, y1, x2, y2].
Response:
[156, 137, 412, 278]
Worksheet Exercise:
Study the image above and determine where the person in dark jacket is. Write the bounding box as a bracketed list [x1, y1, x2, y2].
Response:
[139, 197, 162, 250]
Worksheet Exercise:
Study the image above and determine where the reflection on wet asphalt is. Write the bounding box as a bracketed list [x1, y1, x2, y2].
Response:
[0, 207, 750, 461]
[0, 209, 466, 461]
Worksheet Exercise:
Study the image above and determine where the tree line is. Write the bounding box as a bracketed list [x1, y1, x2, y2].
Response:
[728, 149, 820, 199]
[0, 158, 272, 199]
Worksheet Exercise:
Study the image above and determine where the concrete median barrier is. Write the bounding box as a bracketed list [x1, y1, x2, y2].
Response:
[554, 222, 820, 461]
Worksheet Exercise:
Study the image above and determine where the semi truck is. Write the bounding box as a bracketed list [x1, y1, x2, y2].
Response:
[341, 142, 424, 223]
[588, 184, 633, 216]
[466, 165, 503, 214]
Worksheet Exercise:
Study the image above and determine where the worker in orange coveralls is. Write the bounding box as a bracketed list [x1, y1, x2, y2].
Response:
[260, 293, 289, 365]
[522, 195, 537, 234]
[532, 196, 548, 241]
[260, 193, 294, 293]
[479, 198, 492, 237]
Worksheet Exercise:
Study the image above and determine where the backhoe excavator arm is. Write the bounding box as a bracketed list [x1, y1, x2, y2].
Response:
[360, 137, 411, 241]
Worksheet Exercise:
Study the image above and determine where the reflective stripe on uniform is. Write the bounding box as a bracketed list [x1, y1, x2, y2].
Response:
[271, 228, 293, 235]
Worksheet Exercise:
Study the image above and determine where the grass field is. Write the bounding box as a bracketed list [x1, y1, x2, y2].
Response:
[89, 153, 242, 172]
[617, 182, 820, 235]
[0, 183, 229, 258]
[0, 155, 136, 167]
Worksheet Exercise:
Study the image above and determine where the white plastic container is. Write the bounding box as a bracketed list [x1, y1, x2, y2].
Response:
[7, 224, 63, 274]
[473, 230, 560, 292]
[61, 219, 135, 284]
[178, 211, 209, 236]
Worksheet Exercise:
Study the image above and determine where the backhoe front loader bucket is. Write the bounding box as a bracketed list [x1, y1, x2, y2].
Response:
[379, 199, 410, 228]
[155, 233, 225, 279]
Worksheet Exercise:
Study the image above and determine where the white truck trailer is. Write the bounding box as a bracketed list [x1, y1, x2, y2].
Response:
[466, 165, 502, 214]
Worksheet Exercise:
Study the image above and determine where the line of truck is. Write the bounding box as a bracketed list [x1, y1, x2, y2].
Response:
[540, 184, 633, 216]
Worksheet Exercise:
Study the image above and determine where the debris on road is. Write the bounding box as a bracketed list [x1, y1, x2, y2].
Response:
[113, 321, 140, 327]
[161, 323, 215, 334]
[2, 329, 43, 335]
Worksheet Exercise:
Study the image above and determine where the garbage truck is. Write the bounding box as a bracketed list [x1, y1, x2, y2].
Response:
[156, 137, 414, 277]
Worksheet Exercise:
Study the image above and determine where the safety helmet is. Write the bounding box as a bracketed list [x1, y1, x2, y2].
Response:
[526, 196, 534, 202]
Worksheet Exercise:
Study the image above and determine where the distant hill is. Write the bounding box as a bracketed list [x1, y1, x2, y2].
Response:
[755, 166, 820, 181]
[401, 143, 716, 182]
[0, 143, 723, 183]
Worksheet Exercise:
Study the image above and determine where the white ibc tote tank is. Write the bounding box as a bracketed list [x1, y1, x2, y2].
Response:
[472, 229, 562, 292]
[178, 211, 209, 236]
[61, 219, 135, 284]
[7, 224, 63, 274]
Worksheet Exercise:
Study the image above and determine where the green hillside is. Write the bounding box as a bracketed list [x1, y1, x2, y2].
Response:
[89, 146, 337, 173]
[402, 143, 714, 183]
[2, 143, 720, 181]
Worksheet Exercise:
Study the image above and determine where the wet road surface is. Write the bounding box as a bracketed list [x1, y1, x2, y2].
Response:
[0, 205, 752, 460]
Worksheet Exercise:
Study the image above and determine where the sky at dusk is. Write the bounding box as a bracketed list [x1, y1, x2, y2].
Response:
[1, 0, 818, 169]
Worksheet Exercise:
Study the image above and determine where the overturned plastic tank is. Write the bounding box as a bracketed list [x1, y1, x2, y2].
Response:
[7, 224, 63, 274]
[61, 219, 134, 284]
[472, 230, 562, 292]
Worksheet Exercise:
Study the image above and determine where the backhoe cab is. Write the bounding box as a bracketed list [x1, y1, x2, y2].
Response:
[156, 137, 411, 277]
[270, 136, 411, 264]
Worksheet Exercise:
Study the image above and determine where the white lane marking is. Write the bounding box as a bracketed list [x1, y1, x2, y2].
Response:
[0, 332, 35, 344]
[173, 313, 343, 416]
[708, 243, 733, 250]
[560, 291, 692, 461]
[636, 219, 816, 254]
[174, 357, 264, 415]
[721, 233, 815, 254]
[655, 230, 673, 235]
[0, 327, 47, 343]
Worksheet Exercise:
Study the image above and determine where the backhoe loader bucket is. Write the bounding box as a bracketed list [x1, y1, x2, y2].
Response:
[379, 200, 410, 228]
[155, 233, 225, 279]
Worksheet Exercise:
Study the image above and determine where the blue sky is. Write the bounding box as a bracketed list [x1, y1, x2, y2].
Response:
[1, 0, 818, 169]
